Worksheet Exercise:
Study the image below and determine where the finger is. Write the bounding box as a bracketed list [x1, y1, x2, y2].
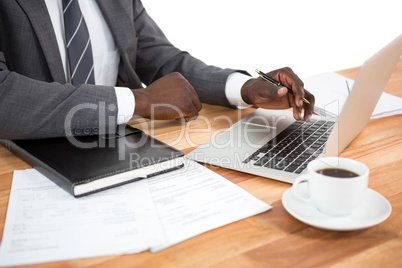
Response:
[292, 104, 302, 121]
[288, 80, 305, 108]
[288, 93, 302, 120]
[273, 67, 305, 107]
[192, 95, 202, 112]
[175, 111, 198, 122]
[263, 85, 287, 99]
[294, 88, 305, 108]
[256, 78, 288, 99]
[302, 90, 315, 122]
[154, 100, 198, 121]
[184, 83, 202, 111]
[176, 114, 198, 123]
[180, 100, 200, 122]
[277, 86, 288, 97]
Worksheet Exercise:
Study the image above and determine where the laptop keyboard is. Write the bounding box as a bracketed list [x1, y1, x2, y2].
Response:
[243, 119, 335, 174]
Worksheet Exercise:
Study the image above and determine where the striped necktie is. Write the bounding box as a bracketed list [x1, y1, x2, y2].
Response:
[63, 0, 95, 85]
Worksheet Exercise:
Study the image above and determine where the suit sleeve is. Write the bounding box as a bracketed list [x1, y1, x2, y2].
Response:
[0, 51, 119, 140]
[132, 0, 247, 107]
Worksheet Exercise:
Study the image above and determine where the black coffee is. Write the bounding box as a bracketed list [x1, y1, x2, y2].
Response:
[316, 168, 359, 178]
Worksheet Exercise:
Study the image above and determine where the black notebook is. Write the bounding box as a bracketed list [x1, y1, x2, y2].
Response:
[0, 125, 184, 197]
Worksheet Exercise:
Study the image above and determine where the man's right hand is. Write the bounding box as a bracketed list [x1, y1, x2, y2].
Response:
[132, 72, 202, 122]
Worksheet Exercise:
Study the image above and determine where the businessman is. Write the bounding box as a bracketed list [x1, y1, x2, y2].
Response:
[0, 0, 314, 140]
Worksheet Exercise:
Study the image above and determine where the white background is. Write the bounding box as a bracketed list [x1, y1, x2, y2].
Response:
[142, 0, 401, 79]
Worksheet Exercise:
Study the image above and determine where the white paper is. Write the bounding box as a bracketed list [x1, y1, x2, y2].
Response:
[371, 92, 402, 119]
[149, 159, 272, 252]
[303, 72, 402, 119]
[0, 161, 271, 265]
[0, 169, 165, 267]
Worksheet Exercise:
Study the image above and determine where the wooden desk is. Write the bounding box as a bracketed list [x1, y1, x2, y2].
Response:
[1, 60, 401, 267]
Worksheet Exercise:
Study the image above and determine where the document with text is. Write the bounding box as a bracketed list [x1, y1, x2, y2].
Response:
[149, 159, 272, 252]
[0, 160, 271, 266]
[0, 169, 165, 267]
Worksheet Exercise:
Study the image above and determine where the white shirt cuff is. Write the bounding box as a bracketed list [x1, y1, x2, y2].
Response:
[225, 72, 253, 109]
[114, 87, 135, 124]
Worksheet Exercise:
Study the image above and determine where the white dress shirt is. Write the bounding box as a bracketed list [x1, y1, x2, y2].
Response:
[44, 0, 250, 124]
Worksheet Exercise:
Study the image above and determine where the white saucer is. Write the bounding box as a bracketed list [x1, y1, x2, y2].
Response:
[282, 184, 392, 231]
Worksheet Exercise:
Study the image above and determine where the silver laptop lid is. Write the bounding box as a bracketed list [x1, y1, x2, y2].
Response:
[324, 34, 402, 156]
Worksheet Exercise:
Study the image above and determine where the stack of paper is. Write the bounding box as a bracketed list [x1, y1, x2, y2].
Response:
[303, 72, 402, 119]
[0, 159, 271, 266]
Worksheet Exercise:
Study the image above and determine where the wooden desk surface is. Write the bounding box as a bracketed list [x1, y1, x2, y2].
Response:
[1, 59, 401, 267]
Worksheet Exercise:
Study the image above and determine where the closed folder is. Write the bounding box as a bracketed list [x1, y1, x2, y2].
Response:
[0, 125, 184, 197]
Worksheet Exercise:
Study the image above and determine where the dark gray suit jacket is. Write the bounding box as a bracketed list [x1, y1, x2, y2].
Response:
[0, 0, 239, 139]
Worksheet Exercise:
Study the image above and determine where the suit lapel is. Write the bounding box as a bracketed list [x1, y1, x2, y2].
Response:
[16, 0, 66, 83]
[16, 0, 139, 86]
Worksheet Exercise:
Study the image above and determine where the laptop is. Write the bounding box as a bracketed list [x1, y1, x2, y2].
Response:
[187, 34, 402, 183]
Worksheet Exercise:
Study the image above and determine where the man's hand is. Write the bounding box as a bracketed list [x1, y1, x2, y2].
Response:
[241, 67, 315, 121]
[132, 72, 202, 121]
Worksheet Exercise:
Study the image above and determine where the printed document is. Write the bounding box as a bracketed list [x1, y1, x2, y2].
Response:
[0, 160, 270, 266]
[0, 169, 165, 267]
[149, 159, 272, 251]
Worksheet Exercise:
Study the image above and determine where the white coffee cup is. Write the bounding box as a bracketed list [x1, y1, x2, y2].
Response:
[292, 157, 369, 217]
